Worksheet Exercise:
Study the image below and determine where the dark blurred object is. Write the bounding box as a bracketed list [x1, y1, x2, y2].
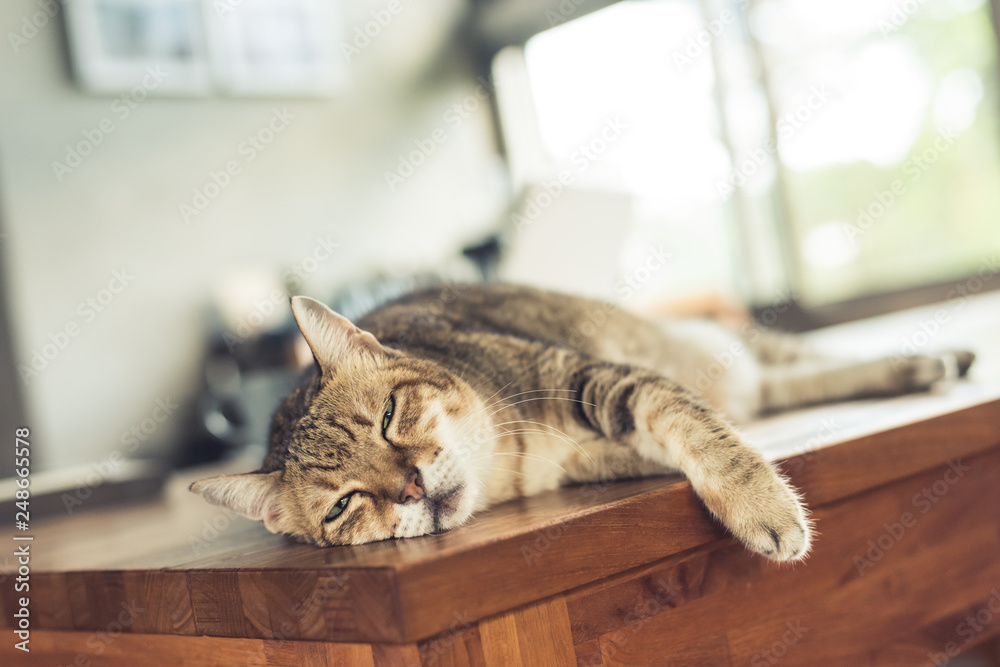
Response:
[0, 458, 166, 523]
[173, 319, 302, 469]
[462, 234, 502, 281]
[0, 218, 24, 481]
[174, 240, 496, 469]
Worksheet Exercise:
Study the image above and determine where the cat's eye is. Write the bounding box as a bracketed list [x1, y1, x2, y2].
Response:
[324, 492, 354, 523]
[382, 396, 395, 435]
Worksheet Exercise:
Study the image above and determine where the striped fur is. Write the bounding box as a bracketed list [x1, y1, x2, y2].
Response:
[191, 284, 974, 561]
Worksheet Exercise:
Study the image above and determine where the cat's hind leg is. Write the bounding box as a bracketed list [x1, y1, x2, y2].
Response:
[743, 328, 818, 365]
[759, 352, 975, 413]
[740, 323, 976, 412]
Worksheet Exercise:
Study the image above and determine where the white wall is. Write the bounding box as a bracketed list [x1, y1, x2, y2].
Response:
[0, 0, 508, 470]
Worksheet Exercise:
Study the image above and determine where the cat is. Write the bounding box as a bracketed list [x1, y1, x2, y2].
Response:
[191, 284, 974, 562]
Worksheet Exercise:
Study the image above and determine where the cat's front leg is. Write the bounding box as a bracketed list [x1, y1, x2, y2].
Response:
[556, 357, 811, 562]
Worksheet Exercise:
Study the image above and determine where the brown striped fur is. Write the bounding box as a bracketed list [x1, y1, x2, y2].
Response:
[191, 284, 974, 561]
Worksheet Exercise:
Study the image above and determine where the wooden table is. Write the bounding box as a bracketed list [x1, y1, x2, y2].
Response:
[4, 298, 1000, 666]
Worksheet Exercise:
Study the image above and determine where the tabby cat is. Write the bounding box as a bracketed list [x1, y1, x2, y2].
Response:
[191, 284, 973, 561]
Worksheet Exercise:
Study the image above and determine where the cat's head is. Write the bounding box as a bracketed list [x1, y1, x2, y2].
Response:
[190, 296, 495, 546]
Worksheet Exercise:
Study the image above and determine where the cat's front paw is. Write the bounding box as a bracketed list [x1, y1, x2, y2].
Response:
[736, 494, 811, 562]
[701, 460, 812, 562]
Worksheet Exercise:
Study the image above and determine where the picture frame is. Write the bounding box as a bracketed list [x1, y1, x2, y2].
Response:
[64, 0, 214, 95]
[202, 0, 349, 97]
[63, 0, 348, 97]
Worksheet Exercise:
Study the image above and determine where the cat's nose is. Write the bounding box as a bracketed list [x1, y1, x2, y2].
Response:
[400, 471, 425, 504]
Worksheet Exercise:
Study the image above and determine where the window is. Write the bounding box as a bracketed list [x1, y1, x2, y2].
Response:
[494, 0, 1000, 322]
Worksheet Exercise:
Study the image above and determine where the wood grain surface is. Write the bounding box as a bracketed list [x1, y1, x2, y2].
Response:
[1, 390, 998, 664]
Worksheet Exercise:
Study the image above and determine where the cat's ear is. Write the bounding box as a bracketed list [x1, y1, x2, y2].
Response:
[189, 471, 290, 534]
[290, 296, 384, 370]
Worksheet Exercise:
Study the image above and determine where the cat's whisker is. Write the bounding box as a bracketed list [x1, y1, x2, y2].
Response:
[478, 466, 528, 477]
[465, 475, 488, 491]
[497, 435, 594, 468]
[491, 419, 589, 451]
[447, 408, 485, 439]
[493, 427, 581, 447]
[490, 422, 595, 466]
[451, 384, 522, 432]
[485, 396, 597, 420]
[482, 392, 578, 418]
[493, 428, 577, 446]
[481, 388, 577, 413]
[454, 389, 580, 442]
[482, 451, 568, 473]
[479, 381, 515, 412]
[452, 416, 502, 447]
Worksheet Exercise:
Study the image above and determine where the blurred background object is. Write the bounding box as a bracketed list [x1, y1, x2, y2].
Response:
[1, 0, 998, 510]
[64, 0, 350, 96]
